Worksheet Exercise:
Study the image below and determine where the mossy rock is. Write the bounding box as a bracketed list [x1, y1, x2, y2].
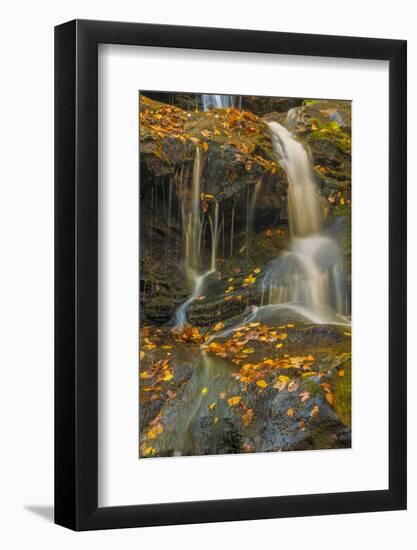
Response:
[332, 360, 352, 428]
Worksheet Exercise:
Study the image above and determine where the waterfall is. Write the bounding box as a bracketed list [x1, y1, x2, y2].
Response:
[201, 95, 241, 111]
[174, 148, 219, 327]
[262, 121, 347, 324]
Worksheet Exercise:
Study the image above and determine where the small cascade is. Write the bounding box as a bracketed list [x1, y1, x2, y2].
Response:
[201, 94, 241, 111]
[261, 121, 347, 324]
[174, 148, 219, 327]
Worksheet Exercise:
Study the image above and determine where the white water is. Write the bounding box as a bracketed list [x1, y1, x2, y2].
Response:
[262, 121, 348, 324]
[174, 148, 219, 327]
[201, 94, 242, 111]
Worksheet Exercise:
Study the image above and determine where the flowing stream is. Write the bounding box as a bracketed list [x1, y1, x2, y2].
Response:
[201, 94, 242, 111]
[174, 148, 219, 327]
[260, 121, 348, 325]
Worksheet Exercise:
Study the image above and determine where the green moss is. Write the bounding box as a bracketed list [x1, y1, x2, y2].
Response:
[332, 361, 352, 428]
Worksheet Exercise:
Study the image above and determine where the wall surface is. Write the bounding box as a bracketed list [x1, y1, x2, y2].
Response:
[0, 0, 414, 547]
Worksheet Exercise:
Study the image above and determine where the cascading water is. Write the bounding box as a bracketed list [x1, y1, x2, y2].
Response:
[261, 121, 348, 324]
[201, 94, 242, 111]
[174, 148, 219, 327]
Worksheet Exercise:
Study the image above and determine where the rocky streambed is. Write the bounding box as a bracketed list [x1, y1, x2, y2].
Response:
[139, 93, 352, 458]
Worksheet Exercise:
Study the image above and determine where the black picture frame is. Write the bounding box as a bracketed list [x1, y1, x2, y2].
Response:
[55, 19, 407, 531]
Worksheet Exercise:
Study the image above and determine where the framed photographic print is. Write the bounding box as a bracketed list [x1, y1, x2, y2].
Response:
[55, 20, 407, 530]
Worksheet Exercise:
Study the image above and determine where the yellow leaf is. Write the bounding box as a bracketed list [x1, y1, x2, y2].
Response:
[202, 141, 208, 152]
[213, 321, 225, 332]
[140, 350, 145, 360]
[256, 379, 268, 388]
[344, 331, 351, 337]
[338, 369, 345, 377]
[275, 343, 284, 349]
[225, 286, 234, 293]
[209, 402, 216, 410]
[302, 371, 318, 378]
[162, 371, 173, 382]
[228, 277, 234, 282]
[287, 323, 295, 328]
[147, 424, 163, 439]
[253, 268, 261, 274]
[144, 343, 156, 350]
[278, 375, 290, 384]
[310, 404, 319, 418]
[278, 333, 288, 340]
[287, 407, 295, 417]
[325, 391, 334, 405]
[242, 408, 253, 426]
[242, 348, 254, 354]
[201, 387, 208, 396]
[219, 392, 226, 399]
[228, 396, 242, 406]
[140, 371, 150, 379]
[144, 447, 156, 456]
[214, 416, 219, 424]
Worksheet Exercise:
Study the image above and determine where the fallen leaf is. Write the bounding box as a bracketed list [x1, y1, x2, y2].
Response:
[338, 369, 345, 377]
[219, 392, 226, 399]
[228, 396, 242, 406]
[275, 343, 284, 349]
[201, 387, 208, 396]
[299, 391, 311, 402]
[256, 379, 268, 388]
[287, 323, 295, 328]
[140, 350, 145, 360]
[213, 321, 225, 332]
[287, 407, 295, 417]
[242, 408, 253, 426]
[310, 404, 319, 418]
[209, 402, 216, 410]
[144, 447, 156, 456]
[162, 371, 173, 382]
[287, 381, 300, 393]
[325, 391, 334, 405]
[278, 333, 288, 341]
[147, 423, 164, 439]
[253, 268, 261, 274]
